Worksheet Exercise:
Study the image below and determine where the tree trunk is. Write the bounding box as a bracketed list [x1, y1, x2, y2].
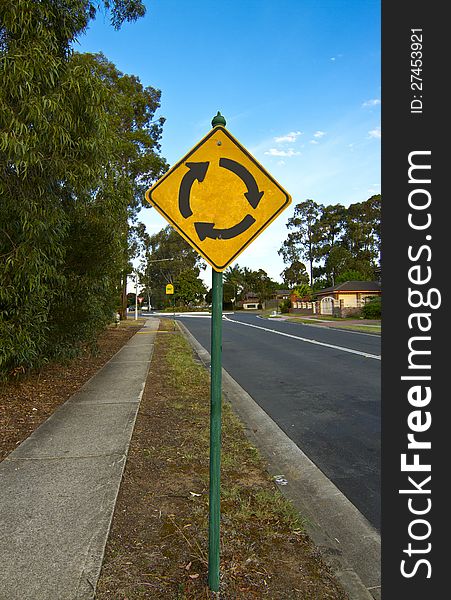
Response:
[118, 272, 128, 320]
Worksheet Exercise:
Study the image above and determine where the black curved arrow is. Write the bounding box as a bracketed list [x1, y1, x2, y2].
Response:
[219, 157, 264, 208]
[194, 214, 256, 241]
[178, 162, 209, 218]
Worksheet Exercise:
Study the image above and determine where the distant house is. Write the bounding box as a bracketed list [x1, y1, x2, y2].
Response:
[290, 280, 381, 316]
[313, 281, 381, 317]
[238, 292, 260, 310]
[273, 289, 291, 301]
[237, 289, 293, 310]
[263, 289, 291, 311]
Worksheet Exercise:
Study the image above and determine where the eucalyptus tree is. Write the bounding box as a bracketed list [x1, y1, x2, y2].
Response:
[252, 269, 278, 304]
[313, 204, 347, 285]
[0, 0, 148, 377]
[141, 226, 205, 309]
[279, 196, 381, 290]
[280, 260, 310, 288]
[341, 195, 381, 279]
[79, 53, 168, 318]
[278, 199, 322, 285]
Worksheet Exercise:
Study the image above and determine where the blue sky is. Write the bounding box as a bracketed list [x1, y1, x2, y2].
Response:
[77, 0, 380, 288]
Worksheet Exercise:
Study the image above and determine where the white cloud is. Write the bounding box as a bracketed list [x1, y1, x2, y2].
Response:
[362, 99, 381, 108]
[330, 57, 336, 61]
[274, 130, 302, 143]
[264, 148, 300, 157]
[308, 131, 326, 144]
[368, 127, 381, 139]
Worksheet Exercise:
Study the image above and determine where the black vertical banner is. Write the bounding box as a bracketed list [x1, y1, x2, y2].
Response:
[382, 2, 445, 598]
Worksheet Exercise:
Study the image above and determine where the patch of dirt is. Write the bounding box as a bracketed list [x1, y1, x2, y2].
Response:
[95, 322, 349, 599]
[0, 322, 143, 462]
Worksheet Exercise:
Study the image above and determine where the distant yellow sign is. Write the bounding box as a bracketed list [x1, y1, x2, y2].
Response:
[145, 126, 291, 271]
[166, 284, 174, 295]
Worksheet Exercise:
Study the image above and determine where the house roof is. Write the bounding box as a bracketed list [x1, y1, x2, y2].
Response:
[315, 281, 381, 295]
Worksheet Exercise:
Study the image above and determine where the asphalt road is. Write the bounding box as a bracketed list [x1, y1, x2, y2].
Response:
[176, 312, 381, 531]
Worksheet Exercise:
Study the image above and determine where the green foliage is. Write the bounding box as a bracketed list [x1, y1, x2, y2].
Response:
[312, 277, 330, 292]
[281, 260, 309, 288]
[45, 193, 127, 358]
[127, 293, 137, 308]
[81, 52, 167, 217]
[279, 299, 292, 314]
[243, 268, 277, 301]
[205, 281, 238, 308]
[1, 4, 107, 373]
[279, 199, 321, 286]
[280, 195, 381, 287]
[362, 296, 381, 319]
[335, 270, 368, 284]
[222, 263, 279, 304]
[78, 52, 167, 318]
[173, 269, 207, 306]
[222, 282, 236, 306]
[140, 226, 205, 309]
[223, 265, 244, 296]
[292, 284, 312, 299]
[0, 0, 163, 379]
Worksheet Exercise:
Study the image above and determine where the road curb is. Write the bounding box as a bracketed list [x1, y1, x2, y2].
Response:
[177, 319, 381, 600]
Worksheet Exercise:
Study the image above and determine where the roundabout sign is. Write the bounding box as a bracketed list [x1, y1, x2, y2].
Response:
[145, 124, 291, 270]
[144, 114, 292, 592]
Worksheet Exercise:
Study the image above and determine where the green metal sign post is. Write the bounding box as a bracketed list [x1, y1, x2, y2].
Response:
[207, 110, 226, 592]
[208, 267, 223, 591]
[144, 110, 291, 593]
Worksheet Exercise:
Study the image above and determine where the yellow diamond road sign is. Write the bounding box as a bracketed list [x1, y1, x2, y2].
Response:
[145, 126, 292, 271]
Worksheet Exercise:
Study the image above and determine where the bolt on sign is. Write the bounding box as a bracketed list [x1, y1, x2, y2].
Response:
[145, 126, 292, 271]
[165, 284, 174, 295]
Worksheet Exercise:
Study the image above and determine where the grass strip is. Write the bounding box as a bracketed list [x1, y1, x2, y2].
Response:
[95, 319, 348, 599]
[287, 318, 381, 334]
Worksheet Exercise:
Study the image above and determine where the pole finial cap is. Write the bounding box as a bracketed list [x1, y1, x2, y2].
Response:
[211, 111, 226, 128]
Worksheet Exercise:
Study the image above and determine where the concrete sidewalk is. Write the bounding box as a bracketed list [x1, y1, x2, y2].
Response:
[0, 318, 160, 600]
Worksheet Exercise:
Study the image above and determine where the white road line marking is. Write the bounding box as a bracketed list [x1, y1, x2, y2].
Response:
[223, 317, 381, 360]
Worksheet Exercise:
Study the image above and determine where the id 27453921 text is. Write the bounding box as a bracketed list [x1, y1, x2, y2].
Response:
[410, 29, 423, 114]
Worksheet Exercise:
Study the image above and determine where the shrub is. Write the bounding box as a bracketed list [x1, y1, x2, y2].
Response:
[279, 299, 292, 314]
[362, 296, 381, 319]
